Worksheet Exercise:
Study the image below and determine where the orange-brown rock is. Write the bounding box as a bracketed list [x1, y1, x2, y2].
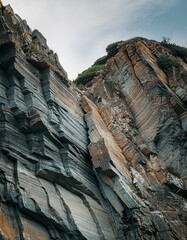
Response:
[0, 2, 187, 240]
[80, 37, 187, 239]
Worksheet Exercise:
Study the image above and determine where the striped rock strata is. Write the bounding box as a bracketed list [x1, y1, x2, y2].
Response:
[0, 2, 187, 240]
[0, 4, 118, 240]
[80, 38, 187, 239]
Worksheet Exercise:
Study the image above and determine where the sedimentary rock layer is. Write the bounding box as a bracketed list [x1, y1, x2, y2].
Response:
[0, 4, 119, 240]
[80, 38, 187, 239]
[0, 2, 187, 240]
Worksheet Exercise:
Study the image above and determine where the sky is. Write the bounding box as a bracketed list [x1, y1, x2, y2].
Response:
[2, 0, 187, 80]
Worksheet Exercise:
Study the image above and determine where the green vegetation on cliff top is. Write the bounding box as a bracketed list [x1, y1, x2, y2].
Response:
[74, 41, 122, 85]
[157, 54, 180, 71]
[75, 37, 187, 85]
[161, 37, 187, 59]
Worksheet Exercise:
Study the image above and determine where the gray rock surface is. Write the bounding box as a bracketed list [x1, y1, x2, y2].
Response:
[0, 4, 119, 240]
[0, 3, 187, 240]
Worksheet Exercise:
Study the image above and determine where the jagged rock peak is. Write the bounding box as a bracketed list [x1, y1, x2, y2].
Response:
[0, 2, 68, 81]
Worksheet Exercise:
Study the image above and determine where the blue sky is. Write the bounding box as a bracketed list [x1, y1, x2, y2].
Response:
[2, 0, 187, 80]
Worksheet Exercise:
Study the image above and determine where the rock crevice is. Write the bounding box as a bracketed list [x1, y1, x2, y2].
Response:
[0, 3, 187, 240]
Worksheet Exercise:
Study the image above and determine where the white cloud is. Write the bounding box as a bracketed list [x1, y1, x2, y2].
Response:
[2, 0, 179, 79]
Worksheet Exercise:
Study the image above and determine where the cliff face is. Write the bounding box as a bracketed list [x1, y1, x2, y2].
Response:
[80, 38, 187, 239]
[0, 3, 187, 240]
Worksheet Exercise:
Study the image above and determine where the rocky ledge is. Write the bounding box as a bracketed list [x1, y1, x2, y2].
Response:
[0, 3, 187, 240]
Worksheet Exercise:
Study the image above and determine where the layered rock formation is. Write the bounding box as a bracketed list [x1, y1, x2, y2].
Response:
[0, 3, 118, 240]
[0, 2, 187, 240]
[80, 38, 187, 239]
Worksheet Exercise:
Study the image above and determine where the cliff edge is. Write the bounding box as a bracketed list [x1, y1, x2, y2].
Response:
[0, 3, 187, 240]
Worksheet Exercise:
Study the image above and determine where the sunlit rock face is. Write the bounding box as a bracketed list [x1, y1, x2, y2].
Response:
[0, 3, 187, 240]
[80, 37, 187, 239]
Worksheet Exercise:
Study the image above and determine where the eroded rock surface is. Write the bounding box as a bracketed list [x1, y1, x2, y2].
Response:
[80, 38, 187, 239]
[0, 3, 187, 240]
[0, 4, 119, 240]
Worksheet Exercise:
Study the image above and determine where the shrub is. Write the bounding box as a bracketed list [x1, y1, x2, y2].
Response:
[169, 44, 187, 58]
[106, 41, 123, 57]
[157, 54, 180, 70]
[74, 40, 122, 85]
[75, 64, 105, 85]
[93, 41, 123, 66]
[161, 38, 187, 59]
[93, 55, 108, 65]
